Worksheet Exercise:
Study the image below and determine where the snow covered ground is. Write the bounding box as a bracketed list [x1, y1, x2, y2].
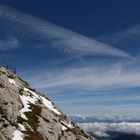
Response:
[12, 130, 24, 140]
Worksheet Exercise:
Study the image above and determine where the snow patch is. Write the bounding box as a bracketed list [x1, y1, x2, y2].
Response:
[18, 123, 26, 131]
[61, 121, 73, 129]
[62, 125, 67, 131]
[24, 87, 40, 100]
[12, 130, 24, 140]
[24, 87, 61, 115]
[40, 96, 61, 115]
[8, 78, 19, 87]
[67, 123, 73, 128]
[19, 95, 37, 120]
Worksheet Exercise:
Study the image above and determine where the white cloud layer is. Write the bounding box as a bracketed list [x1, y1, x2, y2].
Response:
[78, 122, 140, 137]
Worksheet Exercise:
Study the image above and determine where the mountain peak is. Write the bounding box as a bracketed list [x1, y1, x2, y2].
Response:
[0, 66, 95, 140]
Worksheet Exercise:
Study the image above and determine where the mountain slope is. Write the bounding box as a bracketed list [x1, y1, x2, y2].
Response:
[0, 66, 95, 140]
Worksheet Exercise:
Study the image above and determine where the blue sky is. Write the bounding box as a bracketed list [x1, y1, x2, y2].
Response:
[0, 0, 140, 115]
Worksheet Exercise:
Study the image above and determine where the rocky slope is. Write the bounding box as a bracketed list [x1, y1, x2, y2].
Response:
[0, 66, 95, 140]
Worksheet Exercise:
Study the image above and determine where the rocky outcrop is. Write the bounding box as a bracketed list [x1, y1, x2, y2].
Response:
[0, 66, 95, 140]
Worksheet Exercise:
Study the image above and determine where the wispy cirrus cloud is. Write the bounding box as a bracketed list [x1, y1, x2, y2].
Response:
[0, 5, 131, 58]
[99, 25, 140, 45]
[0, 36, 19, 50]
[0, 5, 135, 93]
[23, 60, 140, 92]
[1, 4, 139, 116]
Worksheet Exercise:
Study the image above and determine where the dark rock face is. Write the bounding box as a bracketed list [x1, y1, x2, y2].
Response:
[0, 66, 95, 140]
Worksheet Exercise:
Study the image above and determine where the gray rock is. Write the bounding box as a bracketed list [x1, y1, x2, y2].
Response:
[0, 66, 96, 140]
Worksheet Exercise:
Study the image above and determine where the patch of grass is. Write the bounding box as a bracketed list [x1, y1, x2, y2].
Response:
[25, 129, 44, 140]
[17, 103, 44, 140]
[24, 104, 44, 140]
[25, 104, 42, 130]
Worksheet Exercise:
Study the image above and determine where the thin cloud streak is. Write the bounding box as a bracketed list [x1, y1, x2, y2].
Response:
[0, 36, 19, 50]
[59, 104, 140, 115]
[24, 62, 140, 91]
[57, 95, 140, 105]
[99, 25, 140, 44]
[0, 5, 131, 58]
[71, 115, 140, 123]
